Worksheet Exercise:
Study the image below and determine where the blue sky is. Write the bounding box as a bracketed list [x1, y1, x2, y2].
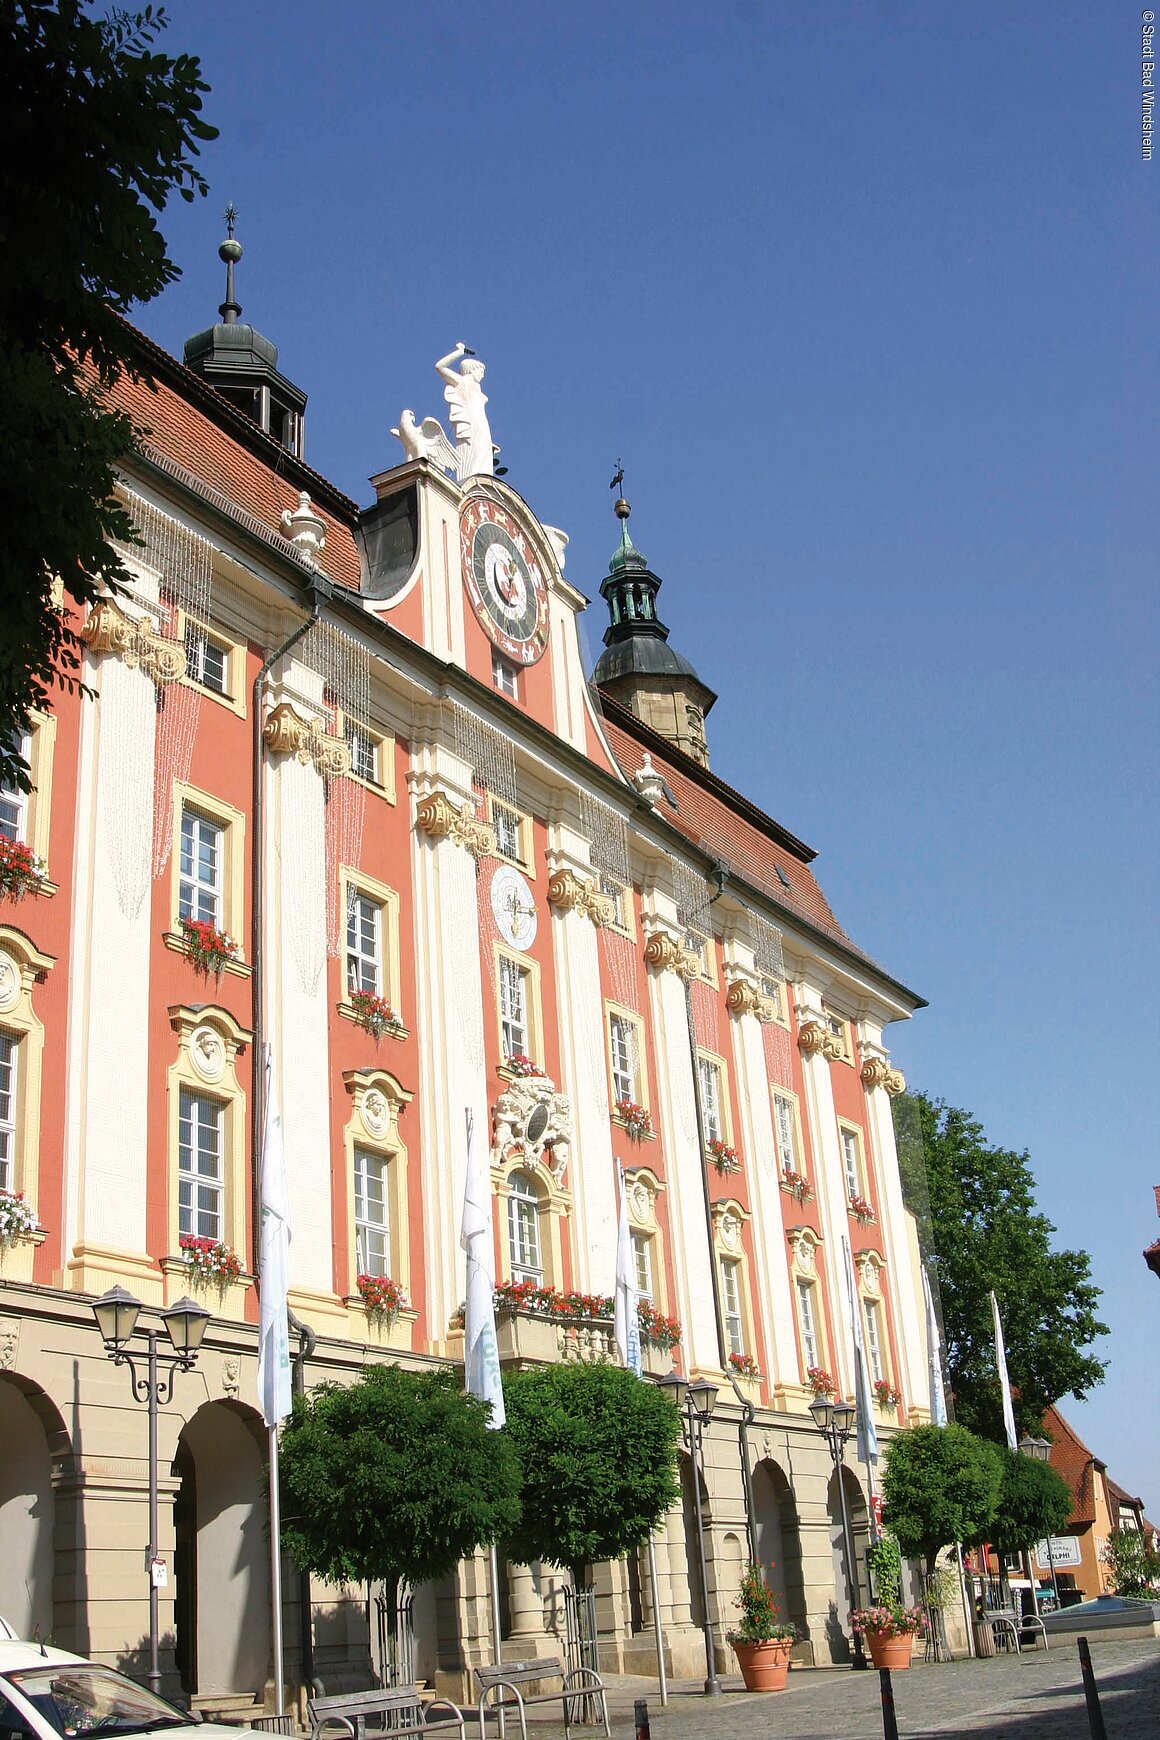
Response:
[140, 2, 1158, 1505]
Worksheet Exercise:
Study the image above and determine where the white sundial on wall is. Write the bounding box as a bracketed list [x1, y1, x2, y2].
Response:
[490, 864, 537, 949]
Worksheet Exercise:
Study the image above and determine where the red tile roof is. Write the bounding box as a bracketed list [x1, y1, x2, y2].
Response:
[1043, 1405, 1104, 1527]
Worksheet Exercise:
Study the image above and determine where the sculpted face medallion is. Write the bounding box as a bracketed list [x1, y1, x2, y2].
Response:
[461, 498, 549, 665]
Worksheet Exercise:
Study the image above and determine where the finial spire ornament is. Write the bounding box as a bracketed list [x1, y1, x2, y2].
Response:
[218, 202, 243, 324]
[610, 458, 631, 522]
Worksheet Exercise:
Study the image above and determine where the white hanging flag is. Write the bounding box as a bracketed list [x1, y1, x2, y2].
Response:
[461, 1108, 505, 1429]
[842, 1237, 878, 1466]
[991, 1289, 1018, 1451]
[614, 1163, 643, 1377]
[922, 1266, 948, 1428]
[257, 1044, 292, 1429]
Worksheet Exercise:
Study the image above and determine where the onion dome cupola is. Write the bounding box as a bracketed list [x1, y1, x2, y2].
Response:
[592, 480, 717, 767]
[183, 207, 307, 457]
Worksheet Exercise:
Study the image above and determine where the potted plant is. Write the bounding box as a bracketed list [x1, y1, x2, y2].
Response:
[726, 1562, 796, 1690]
[0, 838, 47, 902]
[850, 1602, 925, 1669]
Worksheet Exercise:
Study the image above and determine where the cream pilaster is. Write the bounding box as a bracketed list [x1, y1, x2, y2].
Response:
[792, 981, 853, 1396]
[409, 739, 492, 1347]
[545, 831, 617, 1294]
[858, 1026, 926, 1409]
[722, 943, 799, 1386]
[641, 898, 720, 1375]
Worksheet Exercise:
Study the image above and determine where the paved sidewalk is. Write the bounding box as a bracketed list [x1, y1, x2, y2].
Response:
[544, 1637, 1159, 1739]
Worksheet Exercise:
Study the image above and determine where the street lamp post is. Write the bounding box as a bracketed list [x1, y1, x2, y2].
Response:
[92, 1286, 210, 1694]
[809, 1394, 868, 1670]
[658, 1373, 721, 1696]
[1019, 1433, 1061, 1609]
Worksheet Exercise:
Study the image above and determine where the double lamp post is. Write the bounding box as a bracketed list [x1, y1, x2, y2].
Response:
[656, 1372, 721, 1696]
[91, 1285, 211, 1694]
[808, 1392, 869, 1670]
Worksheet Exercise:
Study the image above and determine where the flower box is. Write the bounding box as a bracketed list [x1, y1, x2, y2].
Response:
[729, 1352, 762, 1380]
[496, 1309, 560, 1365]
[179, 917, 240, 977]
[708, 1140, 742, 1176]
[848, 1193, 877, 1226]
[807, 1366, 836, 1399]
[779, 1171, 814, 1205]
[349, 990, 402, 1039]
[501, 1054, 546, 1079]
[642, 1342, 674, 1379]
[0, 1189, 37, 1247]
[356, 1272, 409, 1321]
[638, 1300, 682, 1352]
[873, 1380, 902, 1409]
[180, 1235, 243, 1288]
[0, 839, 47, 902]
[614, 1099, 654, 1141]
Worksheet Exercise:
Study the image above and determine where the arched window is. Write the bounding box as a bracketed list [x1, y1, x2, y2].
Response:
[507, 1170, 542, 1283]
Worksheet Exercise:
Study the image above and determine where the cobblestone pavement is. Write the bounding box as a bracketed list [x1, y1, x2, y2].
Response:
[527, 1637, 1159, 1739]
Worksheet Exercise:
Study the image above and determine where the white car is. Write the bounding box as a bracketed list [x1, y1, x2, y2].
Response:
[0, 1642, 253, 1740]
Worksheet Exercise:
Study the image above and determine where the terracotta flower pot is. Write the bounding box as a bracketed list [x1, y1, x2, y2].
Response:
[731, 1637, 793, 1691]
[865, 1630, 915, 1670]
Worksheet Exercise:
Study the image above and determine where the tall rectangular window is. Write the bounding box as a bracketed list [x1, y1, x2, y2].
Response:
[864, 1300, 884, 1384]
[796, 1278, 818, 1371]
[183, 626, 227, 695]
[499, 957, 529, 1060]
[178, 1089, 223, 1240]
[492, 803, 521, 862]
[179, 809, 223, 926]
[0, 733, 31, 844]
[773, 1093, 797, 1176]
[609, 1014, 637, 1104]
[632, 1231, 653, 1301]
[0, 1032, 16, 1193]
[346, 892, 382, 994]
[599, 876, 625, 929]
[720, 1258, 745, 1356]
[507, 1173, 542, 1281]
[353, 1146, 389, 1276]
[344, 720, 377, 784]
[841, 1127, 862, 1199]
[697, 1057, 723, 1145]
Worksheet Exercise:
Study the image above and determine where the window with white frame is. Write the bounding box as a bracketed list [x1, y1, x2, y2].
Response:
[609, 1013, 637, 1104]
[863, 1298, 884, 1384]
[841, 1126, 863, 1199]
[0, 1032, 16, 1192]
[720, 1257, 745, 1356]
[353, 1146, 389, 1276]
[507, 1171, 542, 1282]
[825, 1011, 851, 1060]
[346, 891, 383, 995]
[0, 733, 31, 844]
[499, 957, 529, 1060]
[759, 975, 783, 1019]
[492, 802, 522, 863]
[599, 876, 626, 929]
[632, 1230, 653, 1301]
[697, 1056, 724, 1145]
[492, 651, 520, 700]
[179, 808, 223, 926]
[796, 1277, 819, 1371]
[183, 625, 227, 695]
[178, 1089, 224, 1240]
[773, 1093, 798, 1176]
[343, 719, 378, 785]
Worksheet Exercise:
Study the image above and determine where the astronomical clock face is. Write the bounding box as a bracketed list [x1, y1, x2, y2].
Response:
[460, 497, 550, 665]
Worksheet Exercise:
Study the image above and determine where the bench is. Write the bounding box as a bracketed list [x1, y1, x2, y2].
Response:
[308, 1686, 467, 1740]
[985, 1607, 1049, 1655]
[475, 1658, 610, 1740]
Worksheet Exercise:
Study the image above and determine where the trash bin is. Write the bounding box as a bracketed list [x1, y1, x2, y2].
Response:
[973, 1621, 997, 1658]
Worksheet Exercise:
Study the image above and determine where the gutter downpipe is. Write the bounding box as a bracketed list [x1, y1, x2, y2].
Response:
[250, 582, 327, 1276]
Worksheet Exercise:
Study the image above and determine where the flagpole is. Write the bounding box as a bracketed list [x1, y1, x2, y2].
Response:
[269, 1425, 285, 1716]
[646, 1536, 668, 1706]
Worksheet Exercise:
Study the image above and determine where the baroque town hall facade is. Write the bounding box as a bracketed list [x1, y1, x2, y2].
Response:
[0, 263, 928, 1708]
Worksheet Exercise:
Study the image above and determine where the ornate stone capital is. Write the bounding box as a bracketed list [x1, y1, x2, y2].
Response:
[81, 597, 187, 685]
[861, 1056, 906, 1096]
[725, 979, 778, 1023]
[415, 788, 496, 858]
[798, 1019, 829, 1058]
[643, 929, 699, 980]
[263, 701, 351, 777]
[546, 869, 615, 927]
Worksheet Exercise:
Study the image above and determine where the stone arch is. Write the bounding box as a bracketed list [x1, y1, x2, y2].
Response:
[751, 1458, 807, 1635]
[825, 1465, 870, 1663]
[173, 1399, 269, 1698]
[0, 1371, 73, 1641]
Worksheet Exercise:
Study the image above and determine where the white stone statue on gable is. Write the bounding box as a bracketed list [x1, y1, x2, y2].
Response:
[391, 342, 497, 481]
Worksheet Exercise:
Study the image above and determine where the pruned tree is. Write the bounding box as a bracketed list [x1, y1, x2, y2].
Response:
[501, 1361, 680, 1589]
[882, 1424, 1003, 1573]
[893, 1091, 1107, 1439]
[1101, 1527, 1160, 1599]
[278, 1365, 522, 1613]
[988, 1447, 1073, 1559]
[0, 0, 216, 788]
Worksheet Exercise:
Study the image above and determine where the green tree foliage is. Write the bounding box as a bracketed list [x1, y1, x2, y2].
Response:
[501, 1362, 680, 1585]
[988, 1447, 1073, 1558]
[0, 0, 215, 788]
[1100, 1527, 1160, 1599]
[278, 1366, 522, 1603]
[882, 1424, 1003, 1572]
[893, 1092, 1107, 1439]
